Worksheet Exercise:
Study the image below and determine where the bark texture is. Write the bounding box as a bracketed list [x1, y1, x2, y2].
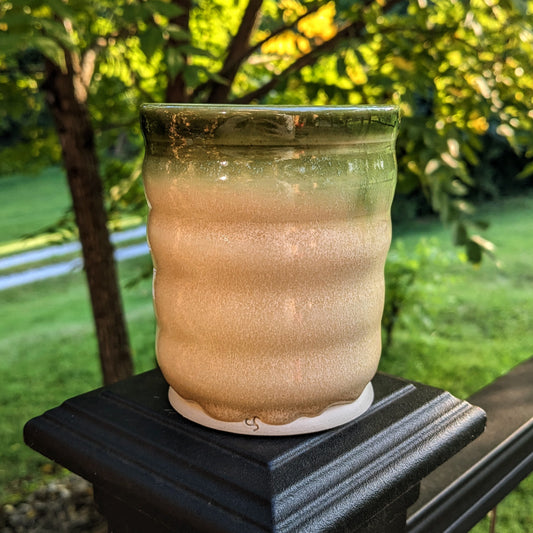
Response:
[43, 57, 133, 385]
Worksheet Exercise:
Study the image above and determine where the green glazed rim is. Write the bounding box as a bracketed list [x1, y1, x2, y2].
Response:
[140, 104, 399, 148]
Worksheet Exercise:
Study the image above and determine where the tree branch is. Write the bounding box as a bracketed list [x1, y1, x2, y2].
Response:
[246, 1, 326, 60]
[206, 0, 263, 103]
[192, 1, 325, 102]
[231, 20, 361, 104]
[232, 0, 404, 104]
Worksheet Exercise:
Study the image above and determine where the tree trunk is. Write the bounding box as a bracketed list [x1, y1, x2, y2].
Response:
[43, 59, 134, 385]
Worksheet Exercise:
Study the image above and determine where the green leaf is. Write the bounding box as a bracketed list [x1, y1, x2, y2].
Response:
[182, 64, 201, 87]
[165, 24, 189, 41]
[166, 47, 184, 79]
[32, 36, 66, 71]
[206, 69, 229, 85]
[516, 161, 533, 180]
[507, 0, 528, 15]
[461, 142, 480, 166]
[174, 44, 212, 58]
[336, 54, 346, 76]
[121, 3, 153, 24]
[467, 135, 483, 151]
[453, 222, 468, 246]
[38, 19, 76, 51]
[446, 178, 468, 196]
[140, 26, 163, 60]
[466, 239, 482, 265]
[45, 0, 77, 21]
[452, 199, 476, 216]
[146, 1, 185, 19]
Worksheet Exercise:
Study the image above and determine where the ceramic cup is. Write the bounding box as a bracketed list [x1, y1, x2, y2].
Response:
[141, 104, 399, 435]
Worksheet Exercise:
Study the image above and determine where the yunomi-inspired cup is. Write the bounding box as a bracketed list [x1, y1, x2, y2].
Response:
[140, 104, 399, 435]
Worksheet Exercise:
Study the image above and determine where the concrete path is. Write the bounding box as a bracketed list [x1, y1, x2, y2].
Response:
[0, 226, 149, 291]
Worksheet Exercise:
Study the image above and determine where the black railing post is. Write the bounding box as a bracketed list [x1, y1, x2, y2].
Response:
[24, 369, 485, 532]
[407, 355, 533, 533]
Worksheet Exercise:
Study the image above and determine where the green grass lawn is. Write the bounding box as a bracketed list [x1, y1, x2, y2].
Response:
[0, 167, 71, 249]
[381, 194, 533, 398]
[0, 167, 143, 256]
[0, 256, 156, 502]
[0, 185, 531, 530]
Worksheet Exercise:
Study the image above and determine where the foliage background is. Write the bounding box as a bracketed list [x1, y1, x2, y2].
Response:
[1, 0, 532, 257]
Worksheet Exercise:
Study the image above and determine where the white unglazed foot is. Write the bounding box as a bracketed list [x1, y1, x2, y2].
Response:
[168, 383, 374, 436]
